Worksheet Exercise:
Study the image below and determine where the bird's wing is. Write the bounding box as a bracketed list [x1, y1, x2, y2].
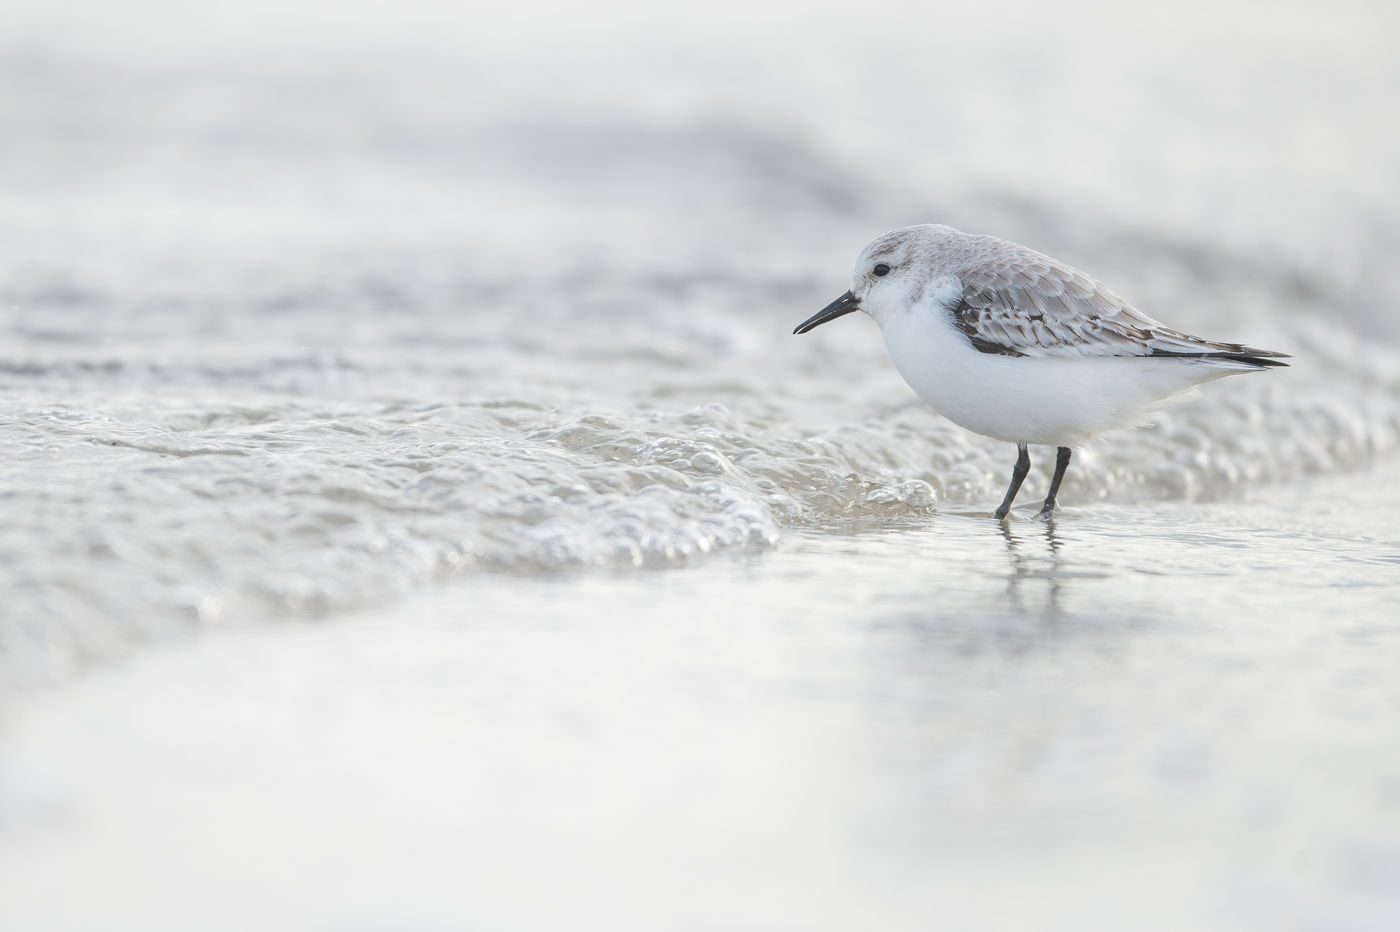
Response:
[952, 257, 1287, 364]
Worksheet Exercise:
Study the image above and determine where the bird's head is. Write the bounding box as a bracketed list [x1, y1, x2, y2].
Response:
[793, 224, 956, 335]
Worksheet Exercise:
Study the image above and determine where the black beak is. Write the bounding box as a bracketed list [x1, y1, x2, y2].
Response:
[793, 290, 861, 335]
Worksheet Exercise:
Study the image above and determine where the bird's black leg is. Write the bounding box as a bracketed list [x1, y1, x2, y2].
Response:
[1038, 446, 1072, 519]
[994, 443, 1031, 520]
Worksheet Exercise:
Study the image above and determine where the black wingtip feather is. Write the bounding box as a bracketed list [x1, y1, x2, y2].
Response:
[1229, 354, 1291, 368]
[1149, 349, 1291, 368]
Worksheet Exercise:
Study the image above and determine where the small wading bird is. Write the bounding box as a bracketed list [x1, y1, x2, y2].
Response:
[794, 224, 1288, 519]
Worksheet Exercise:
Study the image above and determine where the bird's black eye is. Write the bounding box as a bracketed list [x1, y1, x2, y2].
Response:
[873, 263, 891, 277]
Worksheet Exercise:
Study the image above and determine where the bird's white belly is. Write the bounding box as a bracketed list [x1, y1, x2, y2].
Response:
[878, 306, 1206, 446]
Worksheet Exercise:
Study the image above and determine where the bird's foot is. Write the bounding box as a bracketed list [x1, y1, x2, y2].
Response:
[1037, 504, 1056, 520]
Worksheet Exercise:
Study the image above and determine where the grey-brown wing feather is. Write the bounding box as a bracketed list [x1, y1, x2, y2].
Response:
[952, 259, 1288, 365]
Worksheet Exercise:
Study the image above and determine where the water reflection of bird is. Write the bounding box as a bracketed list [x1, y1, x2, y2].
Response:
[999, 517, 1067, 615]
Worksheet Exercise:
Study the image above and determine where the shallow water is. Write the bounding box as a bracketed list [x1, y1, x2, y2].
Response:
[4, 469, 1400, 931]
[2, 0, 1400, 928]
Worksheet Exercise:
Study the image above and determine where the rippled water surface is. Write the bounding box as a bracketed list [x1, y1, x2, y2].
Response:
[2, 0, 1400, 929]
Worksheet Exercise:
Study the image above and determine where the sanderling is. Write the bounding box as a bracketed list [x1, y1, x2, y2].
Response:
[794, 224, 1288, 519]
